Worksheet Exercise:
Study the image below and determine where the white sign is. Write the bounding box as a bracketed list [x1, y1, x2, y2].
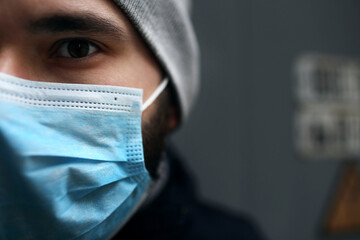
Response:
[294, 54, 360, 159]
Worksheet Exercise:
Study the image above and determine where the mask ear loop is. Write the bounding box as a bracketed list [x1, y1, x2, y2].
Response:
[141, 78, 169, 112]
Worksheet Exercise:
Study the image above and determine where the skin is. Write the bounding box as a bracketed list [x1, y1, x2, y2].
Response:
[0, 0, 178, 129]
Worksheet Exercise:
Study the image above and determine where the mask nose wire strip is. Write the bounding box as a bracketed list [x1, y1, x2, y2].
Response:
[141, 78, 169, 112]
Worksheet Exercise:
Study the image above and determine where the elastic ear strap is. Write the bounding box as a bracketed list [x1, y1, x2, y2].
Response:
[141, 78, 169, 112]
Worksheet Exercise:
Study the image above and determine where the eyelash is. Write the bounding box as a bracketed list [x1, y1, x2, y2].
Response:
[51, 38, 100, 59]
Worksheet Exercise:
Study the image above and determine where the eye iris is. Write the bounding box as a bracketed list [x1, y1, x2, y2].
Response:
[68, 40, 90, 58]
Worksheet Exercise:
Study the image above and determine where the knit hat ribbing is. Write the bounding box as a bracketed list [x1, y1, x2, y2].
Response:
[112, 0, 200, 121]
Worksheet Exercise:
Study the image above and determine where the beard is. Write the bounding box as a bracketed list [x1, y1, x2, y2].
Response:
[141, 88, 172, 179]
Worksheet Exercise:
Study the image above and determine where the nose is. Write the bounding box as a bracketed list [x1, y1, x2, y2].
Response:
[0, 48, 37, 80]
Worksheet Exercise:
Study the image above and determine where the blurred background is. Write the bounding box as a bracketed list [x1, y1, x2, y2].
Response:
[172, 1, 360, 240]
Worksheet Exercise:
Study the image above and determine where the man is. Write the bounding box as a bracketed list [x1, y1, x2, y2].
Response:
[0, 0, 265, 239]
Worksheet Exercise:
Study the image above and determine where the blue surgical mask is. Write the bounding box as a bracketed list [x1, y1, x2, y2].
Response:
[0, 73, 168, 240]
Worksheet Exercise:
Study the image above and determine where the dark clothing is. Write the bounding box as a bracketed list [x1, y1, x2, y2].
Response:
[113, 147, 265, 240]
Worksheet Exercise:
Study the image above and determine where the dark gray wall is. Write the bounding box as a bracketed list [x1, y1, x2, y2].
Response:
[173, 1, 360, 240]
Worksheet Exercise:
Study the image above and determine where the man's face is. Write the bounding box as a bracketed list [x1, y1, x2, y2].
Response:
[0, 0, 173, 177]
[0, 0, 162, 118]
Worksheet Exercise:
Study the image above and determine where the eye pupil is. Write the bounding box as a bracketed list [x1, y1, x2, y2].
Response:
[68, 40, 90, 58]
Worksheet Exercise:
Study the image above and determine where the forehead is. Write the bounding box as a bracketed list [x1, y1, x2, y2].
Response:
[0, 0, 129, 30]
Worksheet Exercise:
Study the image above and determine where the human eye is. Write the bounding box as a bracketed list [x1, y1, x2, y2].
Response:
[54, 38, 100, 58]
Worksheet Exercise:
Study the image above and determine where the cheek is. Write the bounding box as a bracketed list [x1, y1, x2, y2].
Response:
[44, 52, 161, 92]
[141, 99, 158, 125]
[45, 63, 131, 86]
[122, 51, 162, 102]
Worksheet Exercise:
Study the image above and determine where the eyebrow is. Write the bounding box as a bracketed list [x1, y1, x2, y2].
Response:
[27, 13, 128, 40]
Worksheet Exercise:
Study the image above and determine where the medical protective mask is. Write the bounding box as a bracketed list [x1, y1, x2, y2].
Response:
[0, 72, 168, 240]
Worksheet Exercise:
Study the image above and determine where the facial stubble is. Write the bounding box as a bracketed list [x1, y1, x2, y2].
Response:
[141, 88, 172, 179]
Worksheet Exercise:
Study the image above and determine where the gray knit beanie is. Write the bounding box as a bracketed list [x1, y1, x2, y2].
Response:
[112, 0, 200, 121]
